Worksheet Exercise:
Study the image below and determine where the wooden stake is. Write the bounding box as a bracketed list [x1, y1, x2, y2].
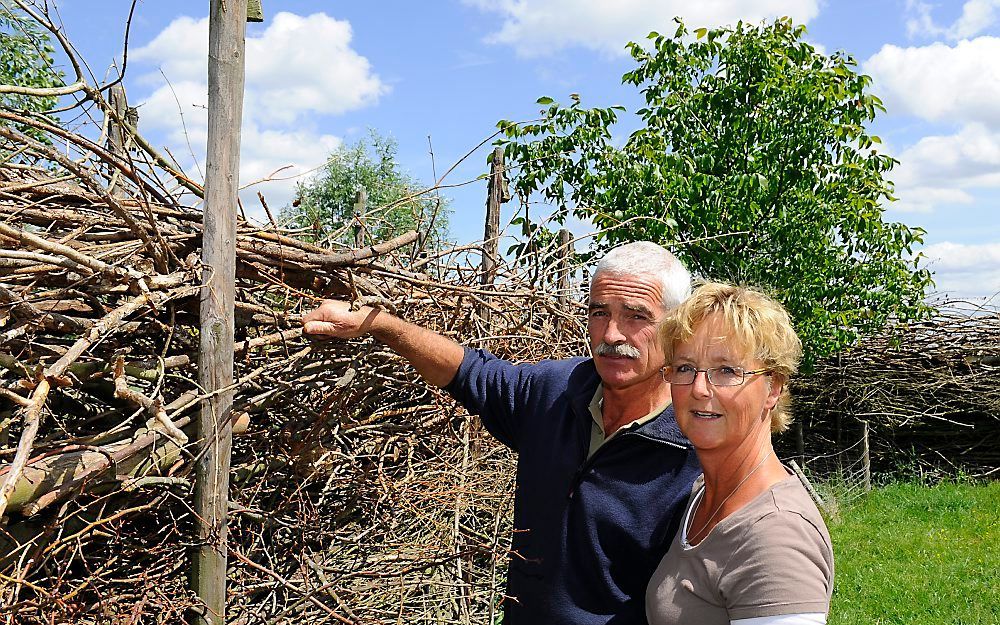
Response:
[106, 83, 128, 160]
[796, 420, 805, 466]
[556, 228, 571, 309]
[192, 0, 247, 622]
[353, 189, 367, 249]
[861, 420, 871, 492]
[479, 147, 509, 322]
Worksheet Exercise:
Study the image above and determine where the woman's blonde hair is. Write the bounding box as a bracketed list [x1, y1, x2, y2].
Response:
[659, 282, 802, 433]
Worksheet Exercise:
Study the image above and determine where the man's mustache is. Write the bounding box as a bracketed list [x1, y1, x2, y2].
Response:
[594, 342, 641, 359]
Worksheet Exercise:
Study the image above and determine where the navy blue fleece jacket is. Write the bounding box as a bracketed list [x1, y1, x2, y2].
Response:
[444, 347, 700, 625]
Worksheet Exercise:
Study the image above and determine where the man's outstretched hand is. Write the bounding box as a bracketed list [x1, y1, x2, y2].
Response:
[301, 298, 464, 387]
[302, 299, 380, 339]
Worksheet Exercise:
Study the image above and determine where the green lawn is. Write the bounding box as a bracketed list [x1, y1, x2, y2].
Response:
[829, 481, 1000, 625]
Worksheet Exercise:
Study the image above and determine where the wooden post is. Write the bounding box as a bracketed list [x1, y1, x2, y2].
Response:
[479, 147, 510, 322]
[795, 420, 805, 467]
[105, 84, 138, 196]
[353, 189, 367, 249]
[556, 228, 571, 309]
[106, 83, 128, 159]
[861, 420, 871, 492]
[192, 0, 247, 622]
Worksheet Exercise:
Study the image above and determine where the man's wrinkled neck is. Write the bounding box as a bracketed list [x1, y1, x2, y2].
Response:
[600, 377, 671, 436]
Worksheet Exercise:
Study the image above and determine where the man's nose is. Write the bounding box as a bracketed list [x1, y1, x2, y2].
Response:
[603, 317, 627, 344]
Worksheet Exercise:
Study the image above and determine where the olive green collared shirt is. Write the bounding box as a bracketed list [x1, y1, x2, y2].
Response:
[587, 384, 672, 459]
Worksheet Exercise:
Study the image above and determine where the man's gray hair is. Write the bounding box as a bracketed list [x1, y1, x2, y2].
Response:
[593, 241, 691, 310]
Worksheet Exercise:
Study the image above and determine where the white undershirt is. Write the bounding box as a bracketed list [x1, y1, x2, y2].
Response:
[732, 614, 826, 625]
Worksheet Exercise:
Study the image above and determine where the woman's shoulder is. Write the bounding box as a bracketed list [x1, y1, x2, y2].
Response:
[724, 476, 833, 567]
[709, 476, 832, 568]
[758, 476, 831, 540]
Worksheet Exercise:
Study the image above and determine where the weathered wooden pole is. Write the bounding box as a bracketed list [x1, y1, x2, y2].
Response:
[556, 228, 572, 309]
[795, 420, 805, 467]
[479, 147, 510, 322]
[861, 420, 871, 492]
[191, 0, 248, 622]
[106, 83, 129, 159]
[353, 189, 367, 249]
[105, 83, 138, 196]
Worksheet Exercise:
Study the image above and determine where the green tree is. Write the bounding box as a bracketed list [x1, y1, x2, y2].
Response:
[499, 18, 933, 368]
[0, 2, 63, 139]
[282, 131, 450, 251]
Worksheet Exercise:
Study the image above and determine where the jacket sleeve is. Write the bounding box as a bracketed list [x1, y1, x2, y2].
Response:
[442, 346, 539, 451]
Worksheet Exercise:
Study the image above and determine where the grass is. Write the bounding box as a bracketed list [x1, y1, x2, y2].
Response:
[829, 480, 1000, 625]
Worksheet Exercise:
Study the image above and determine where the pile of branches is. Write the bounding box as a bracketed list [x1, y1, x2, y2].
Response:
[786, 303, 1000, 479]
[0, 40, 586, 625]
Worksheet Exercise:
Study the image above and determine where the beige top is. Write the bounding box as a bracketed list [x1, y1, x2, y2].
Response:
[646, 475, 834, 624]
[586, 384, 670, 459]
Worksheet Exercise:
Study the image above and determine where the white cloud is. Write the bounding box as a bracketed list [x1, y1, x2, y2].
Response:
[906, 0, 1000, 41]
[864, 37, 1000, 126]
[895, 123, 1000, 187]
[919, 241, 1000, 299]
[245, 12, 386, 122]
[463, 0, 821, 57]
[890, 187, 975, 214]
[130, 12, 386, 218]
[133, 13, 386, 121]
[888, 123, 1000, 213]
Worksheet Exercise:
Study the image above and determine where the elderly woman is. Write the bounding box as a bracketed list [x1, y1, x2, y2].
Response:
[647, 282, 834, 625]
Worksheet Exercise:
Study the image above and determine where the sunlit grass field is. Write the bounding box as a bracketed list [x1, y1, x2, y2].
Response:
[828, 481, 1000, 625]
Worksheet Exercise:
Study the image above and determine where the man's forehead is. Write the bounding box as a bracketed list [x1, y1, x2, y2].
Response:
[591, 272, 663, 293]
[588, 299, 660, 312]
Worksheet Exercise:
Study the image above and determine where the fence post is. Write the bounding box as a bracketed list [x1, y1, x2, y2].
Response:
[861, 420, 871, 492]
[105, 84, 137, 196]
[192, 0, 247, 622]
[556, 228, 571, 309]
[353, 189, 367, 249]
[479, 147, 510, 322]
[106, 83, 128, 160]
[795, 420, 805, 467]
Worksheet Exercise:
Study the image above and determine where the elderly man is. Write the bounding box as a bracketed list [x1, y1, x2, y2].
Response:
[303, 241, 700, 625]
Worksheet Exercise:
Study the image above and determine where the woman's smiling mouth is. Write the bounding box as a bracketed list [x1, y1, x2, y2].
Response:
[692, 410, 722, 419]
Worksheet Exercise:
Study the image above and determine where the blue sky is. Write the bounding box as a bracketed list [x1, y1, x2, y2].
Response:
[36, 0, 1000, 301]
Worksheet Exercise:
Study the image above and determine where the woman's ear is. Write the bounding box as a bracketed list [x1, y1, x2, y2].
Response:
[764, 375, 784, 410]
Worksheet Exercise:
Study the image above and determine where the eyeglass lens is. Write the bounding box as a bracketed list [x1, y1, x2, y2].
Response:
[667, 365, 746, 386]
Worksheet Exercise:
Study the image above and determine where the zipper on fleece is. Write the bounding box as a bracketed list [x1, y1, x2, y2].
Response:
[567, 429, 689, 499]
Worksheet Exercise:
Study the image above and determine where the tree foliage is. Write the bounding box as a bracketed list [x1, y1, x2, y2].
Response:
[282, 131, 450, 251]
[498, 18, 933, 368]
[0, 2, 62, 136]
